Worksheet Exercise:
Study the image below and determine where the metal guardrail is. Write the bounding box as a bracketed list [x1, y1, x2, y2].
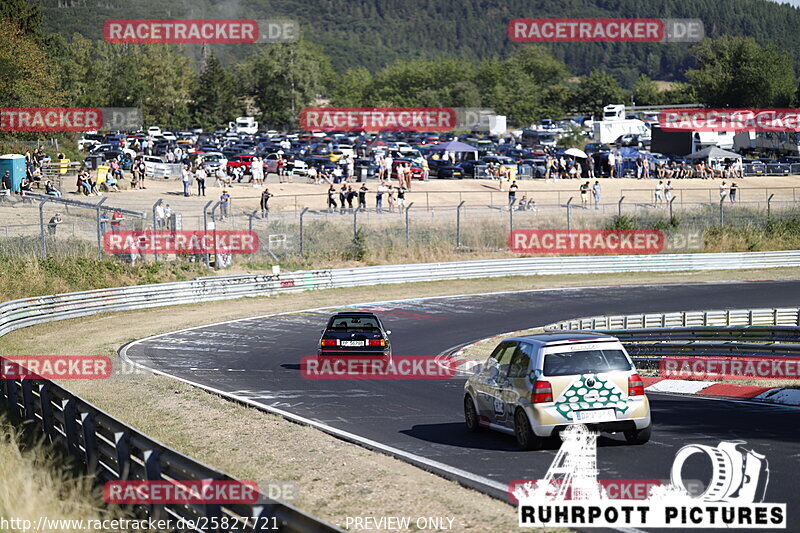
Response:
[544, 308, 800, 371]
[0, 359, 336, 532]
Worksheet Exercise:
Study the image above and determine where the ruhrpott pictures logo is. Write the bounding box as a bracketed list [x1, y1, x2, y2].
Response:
[516, 425, 785, 528]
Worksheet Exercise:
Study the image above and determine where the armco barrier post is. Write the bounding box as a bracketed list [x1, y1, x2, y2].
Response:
[618, 196, 625, 217]
[566, 197, 573, 230]
[768, 194, 774, 218]
[38, 197, 49, 259]
[95, 197, 107, 260]
[299, 207, 308, 256]
[719, 198, 725, 226]
[405, 202, 414, 246]
[669, 196, 676, 219]
[456, 200, 465, 248]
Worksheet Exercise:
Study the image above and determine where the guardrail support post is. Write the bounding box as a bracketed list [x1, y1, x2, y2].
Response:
[456, 201, 465, 248]
[202, 200, 213, 268]
[38, 198, 50, 259]
[767, 193, 774, 218]
[669, 196, 676, 220]
[80, 412, 98, 474]
[95, 197, 107, 260]
[405, 202, 414, 246]
[719, 198, 725, 226]
[21, 379, 35, 423]
[509, 198, 514, 233]
[61, 398, 79, 456]
[36, 383, 56, 442]
[299, 207, 308, 256]
[114, 431, 131, 480]
[143, 450, 165, 520]
[566, 197, 573, 230]
[618, 196, 625, 217]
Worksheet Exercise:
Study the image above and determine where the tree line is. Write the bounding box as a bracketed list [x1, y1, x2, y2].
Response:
[1, 0, 799, 131]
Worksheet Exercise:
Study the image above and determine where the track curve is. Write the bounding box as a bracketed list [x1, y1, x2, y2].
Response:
[122, 281, 800, 526]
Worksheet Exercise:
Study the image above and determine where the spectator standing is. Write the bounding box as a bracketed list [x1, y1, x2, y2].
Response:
[358, 184, 368, 210]
[396, 185, 407, 209]
[195, 166, 206, 196]
[327, 185, 337, 212]
[111, 210, 124, 230]
[607, 151, 616, 178]
[665, 180, 673, 204]
[655, 180, 665, 207]
[729, 181, 737, 204]
[260, 187, 273, 218]
[181, 164, 191, 197]
[339, 184, 347, 214]
[508, 180, 518, 209]
[579, 181, 590, 207]
[615, 151, 623, 178]
[387, 186, 397, 212]
[719, 181, 728, 202]
[592, 180, 601, 209]
[155, 202, 166, 229]
[636, 155, 644, 179]
[219, 190, 231, 220]
[586, 155, 595, 179]
[346, 185, 356, 211]
[376, 181, 386, 212]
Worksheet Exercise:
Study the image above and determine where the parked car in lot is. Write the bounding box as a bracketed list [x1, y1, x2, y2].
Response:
[519, 158, 547, 178]
[614, 134, 649, 148]
[464, 332, 651, 450]
[318, 312, 391, 359]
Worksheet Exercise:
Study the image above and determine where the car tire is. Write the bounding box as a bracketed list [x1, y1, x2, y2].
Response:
[514, 408, 543, 450]
[464, 395, 481, 433]
[624, 423, 651, 445]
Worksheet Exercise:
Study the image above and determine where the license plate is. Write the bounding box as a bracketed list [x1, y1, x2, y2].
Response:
[573, 408, 616, 423]
[339, 340, 365, 347]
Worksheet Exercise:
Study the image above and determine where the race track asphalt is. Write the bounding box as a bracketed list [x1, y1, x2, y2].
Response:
[123, 281, 800, 530]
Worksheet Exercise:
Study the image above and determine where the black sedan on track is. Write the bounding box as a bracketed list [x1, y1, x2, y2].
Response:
[318, 312, 391, 358]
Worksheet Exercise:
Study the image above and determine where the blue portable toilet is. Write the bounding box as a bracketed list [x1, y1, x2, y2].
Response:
[0, 154, 26, 192]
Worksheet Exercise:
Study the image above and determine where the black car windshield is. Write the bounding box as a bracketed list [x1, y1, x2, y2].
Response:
[544, 349, 632, 376]
[328, 316, 380, 331]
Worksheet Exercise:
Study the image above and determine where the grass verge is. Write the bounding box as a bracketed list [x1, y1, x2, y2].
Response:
[1, 268, 799, 531]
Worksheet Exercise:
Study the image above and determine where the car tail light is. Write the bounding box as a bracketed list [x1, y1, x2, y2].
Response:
[532, 381, 553, 404]
[628, 374, 645, 396]
[321, 339, 337, 346]
[367, 339, 386, 347]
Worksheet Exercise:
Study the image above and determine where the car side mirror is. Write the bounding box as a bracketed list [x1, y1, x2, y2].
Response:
[320, 330, 324, 335]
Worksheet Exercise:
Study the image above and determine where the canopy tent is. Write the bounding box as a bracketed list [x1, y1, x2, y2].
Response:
[425, 140, 478, 152]
[425, 140, 479, 161]
[685, 146, 742, 162]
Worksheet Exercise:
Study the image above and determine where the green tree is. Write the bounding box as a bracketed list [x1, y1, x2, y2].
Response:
[570, 70, 627, 117]
[0, 0, 42, 38]
[687, 36, 797, 107]
[191, 51, 241, 130]
[242, 41, 333, 127]
[632, 74, 661, 106]
[332, 67, 372, 106]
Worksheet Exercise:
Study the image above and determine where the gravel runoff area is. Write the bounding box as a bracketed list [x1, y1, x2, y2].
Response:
[2, 268, 799, 532]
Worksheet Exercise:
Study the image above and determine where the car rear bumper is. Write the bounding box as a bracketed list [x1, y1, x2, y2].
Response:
[530, 411, 651, 437]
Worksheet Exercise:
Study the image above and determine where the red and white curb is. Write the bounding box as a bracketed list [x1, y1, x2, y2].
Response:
[643, 377, 800, 406]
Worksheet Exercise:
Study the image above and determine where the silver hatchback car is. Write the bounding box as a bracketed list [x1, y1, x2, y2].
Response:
[464, 332, 651, 450]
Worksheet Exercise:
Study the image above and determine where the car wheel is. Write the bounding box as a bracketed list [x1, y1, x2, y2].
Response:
[514, 408, 543, 450]
[624, 423, 651, 445]
[464, 395, 481, 433]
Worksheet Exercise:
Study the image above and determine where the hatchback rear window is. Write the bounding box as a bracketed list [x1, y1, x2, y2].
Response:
[328, 316, 380, 331]
[543, 349, 631, 376]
